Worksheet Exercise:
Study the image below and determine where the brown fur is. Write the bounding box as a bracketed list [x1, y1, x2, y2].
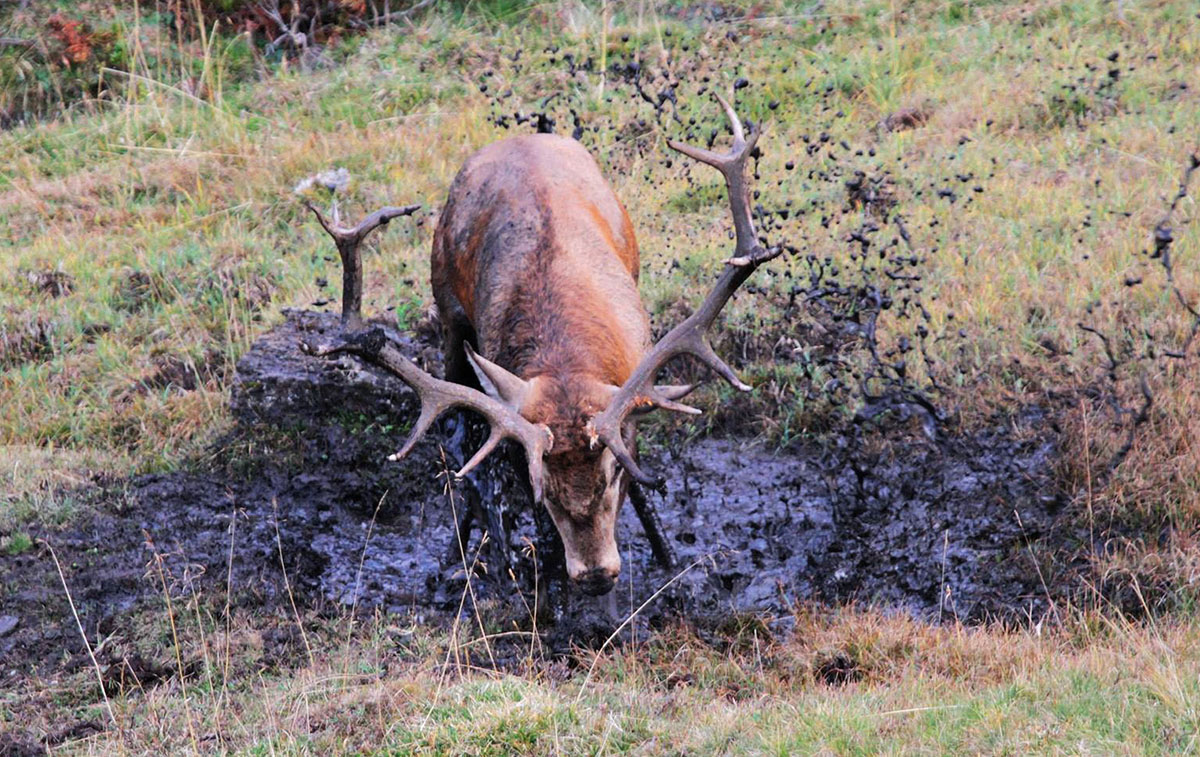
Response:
[432, 133, 648, 399]
[431, 133, 649, 588]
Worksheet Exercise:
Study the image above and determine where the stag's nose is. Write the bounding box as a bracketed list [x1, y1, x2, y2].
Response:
[574, 567, 617, 596]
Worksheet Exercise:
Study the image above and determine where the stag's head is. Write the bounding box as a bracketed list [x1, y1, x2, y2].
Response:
[461, 354, 630, 595]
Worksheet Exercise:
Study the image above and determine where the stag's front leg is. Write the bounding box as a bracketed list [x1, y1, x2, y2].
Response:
[440, 412, 478, 567]
[629, 481, 676, 570]
[440, 411, 514, 588]
[534, 495, 571, 623]
[498, 444, 567, 621]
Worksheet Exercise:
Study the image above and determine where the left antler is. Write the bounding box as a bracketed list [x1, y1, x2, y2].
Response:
[587, 93, 780, 486]
[304, 327, 554, 502]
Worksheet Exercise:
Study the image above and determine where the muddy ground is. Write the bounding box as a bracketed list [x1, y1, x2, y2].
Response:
[1, 311, 1071, 691]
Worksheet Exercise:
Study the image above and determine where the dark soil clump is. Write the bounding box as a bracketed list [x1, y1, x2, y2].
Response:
[23, 268, 74, 298]
[878, 106, 930, 133]
[0, 317, 55, 370]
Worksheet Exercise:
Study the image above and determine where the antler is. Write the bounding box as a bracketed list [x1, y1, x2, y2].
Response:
[303, 201, 553, 501]
[588, 93, 781, 486]
[303, 200, 420, 330]
[304, 328, 554, 502]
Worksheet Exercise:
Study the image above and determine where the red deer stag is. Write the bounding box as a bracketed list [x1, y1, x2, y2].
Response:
[304, 95, 778, 596]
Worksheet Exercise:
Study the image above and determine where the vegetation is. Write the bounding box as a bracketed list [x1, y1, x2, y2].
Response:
[10, 604, 1200, 753]
[2, 0, 1198, 752]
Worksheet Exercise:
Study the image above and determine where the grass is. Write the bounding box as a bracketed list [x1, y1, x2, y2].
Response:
[7, 599, 1198, 754]
[2, 0, 1199, 752]
[2, 1, 1196, 462]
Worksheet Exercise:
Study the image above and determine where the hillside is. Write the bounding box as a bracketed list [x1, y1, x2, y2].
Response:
[2, 0, 1199, 752]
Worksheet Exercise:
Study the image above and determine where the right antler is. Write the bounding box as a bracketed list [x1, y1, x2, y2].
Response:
[588, 94, 780, 486]
[302, 203, 554, 502]
[303, 200, 419, 330]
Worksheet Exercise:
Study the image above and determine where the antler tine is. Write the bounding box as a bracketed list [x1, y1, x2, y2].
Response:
[453, 423, 545, 503]
[304, 201, 420, 330]
[643, 386, 702, 416]
[306, 328, 553, 502]
[601, 426, 654, 488]
[716, 93, 747, 144]
[588, 92, 780, 487]
[387, 406, 439, 461]
[666, 93, 764, 264]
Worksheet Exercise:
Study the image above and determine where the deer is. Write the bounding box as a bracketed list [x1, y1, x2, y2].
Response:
[302, 94, 778, 597]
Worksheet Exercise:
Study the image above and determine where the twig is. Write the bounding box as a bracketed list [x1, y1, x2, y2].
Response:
[1152, 153, 1200, 354]
[1104, 374, 1152, 473]
[259, 0, 307, 51]
[574, 551, 719, 704]
[411, 467, 496, 738]
[144, 533, 201, 755]
[876, 704, 966, 717]
[219, 501, 239, 722]
[343, 490, 387, 675]
[272, 498, 314, 668]
[1014, 509, 1061, 629]
[367, 0, 436, 26]
[440, 449, 496, 669]
[45, 540, 121, 737]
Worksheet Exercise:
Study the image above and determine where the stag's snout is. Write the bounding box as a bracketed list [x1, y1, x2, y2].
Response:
[572, 565, 619, 596]
[564, 535, 621, 596]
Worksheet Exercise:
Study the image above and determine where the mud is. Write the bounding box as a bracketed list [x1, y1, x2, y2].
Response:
[1, 311, 1069, 683]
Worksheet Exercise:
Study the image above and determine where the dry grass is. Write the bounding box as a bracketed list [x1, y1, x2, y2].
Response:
[12, 599, 1196, 754]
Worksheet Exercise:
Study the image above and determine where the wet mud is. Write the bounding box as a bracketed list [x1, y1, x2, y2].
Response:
[1, 311, 1070, 681]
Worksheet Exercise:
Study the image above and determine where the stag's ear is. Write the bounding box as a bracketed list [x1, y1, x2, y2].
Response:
[464, 343, 531, 411]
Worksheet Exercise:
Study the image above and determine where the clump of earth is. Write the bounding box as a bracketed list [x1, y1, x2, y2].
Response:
[1, 311, 1069, 679]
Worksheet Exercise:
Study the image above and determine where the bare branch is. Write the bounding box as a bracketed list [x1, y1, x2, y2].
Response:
[259, 0, 307, 51]
[366, 0, 437, 26]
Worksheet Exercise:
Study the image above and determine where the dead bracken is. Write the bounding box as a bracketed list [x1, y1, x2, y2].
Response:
[0, 317, 55, 370]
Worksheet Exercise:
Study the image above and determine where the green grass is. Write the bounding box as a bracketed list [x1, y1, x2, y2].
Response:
[2, 0, 1200, 752]
[1, 529, 32, 555]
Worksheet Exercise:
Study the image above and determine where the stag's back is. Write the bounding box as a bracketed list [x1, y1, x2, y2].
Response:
[432, 134, 649, 385]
